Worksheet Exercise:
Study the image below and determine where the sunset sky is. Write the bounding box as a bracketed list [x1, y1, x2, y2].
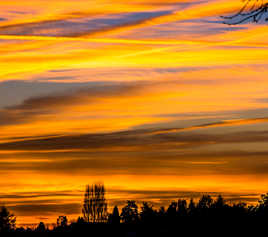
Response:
[1, 0, 268, 226]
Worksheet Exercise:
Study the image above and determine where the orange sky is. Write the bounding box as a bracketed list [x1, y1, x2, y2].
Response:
[1, 0, 268, 226]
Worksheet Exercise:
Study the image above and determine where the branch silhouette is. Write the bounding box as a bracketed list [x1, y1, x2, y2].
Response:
[222, 0, 268, 24]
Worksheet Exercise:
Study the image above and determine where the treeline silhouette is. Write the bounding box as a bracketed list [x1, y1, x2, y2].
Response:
[2, 184, 268, 236]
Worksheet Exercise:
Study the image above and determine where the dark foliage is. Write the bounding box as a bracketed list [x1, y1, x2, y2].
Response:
[120, 201, 139, 224]
[0, 206, 16, 232]
[3, 193, 268, 236]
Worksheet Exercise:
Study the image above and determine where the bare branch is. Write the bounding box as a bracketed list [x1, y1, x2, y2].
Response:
[221, 0, 268, 25]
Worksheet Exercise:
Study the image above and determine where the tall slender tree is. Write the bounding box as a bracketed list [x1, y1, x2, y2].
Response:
[83, 185, 91, 223]
[82, 183, 108, 223]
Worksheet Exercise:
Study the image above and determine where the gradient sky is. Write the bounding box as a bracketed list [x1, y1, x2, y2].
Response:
[1, 0, 268, 226]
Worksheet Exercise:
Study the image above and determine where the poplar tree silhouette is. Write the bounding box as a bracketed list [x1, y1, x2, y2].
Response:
[82, 183, 108, 223]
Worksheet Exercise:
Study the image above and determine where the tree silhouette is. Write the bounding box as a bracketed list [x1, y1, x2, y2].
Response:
[157, 206, 166, 224]
[188, 198, 196, 217]
[120, 201, 139, 224]
[82, 183, 108, 223]
[222, 0, 268, 24]
[197, 195, 213, 209]
[196, 195, 213, 217]
[76, 216, 86, 224]
[5, 191, 268, 235]
[177, 199, 187, 217]
[213, 195, 225, 208]
[57, 216, 68, 228]
[36, 222, 46, 232]
[167, 201, 177, 220]
[140, 202, 155, 224]
[259, 192, 268, 206]
[255, 192, 268, 217]
[108, 206, 121, 224]
[0, 206, 16, 232]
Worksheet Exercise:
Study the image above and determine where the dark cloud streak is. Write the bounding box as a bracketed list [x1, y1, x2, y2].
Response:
[0, 81, 148, 126]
